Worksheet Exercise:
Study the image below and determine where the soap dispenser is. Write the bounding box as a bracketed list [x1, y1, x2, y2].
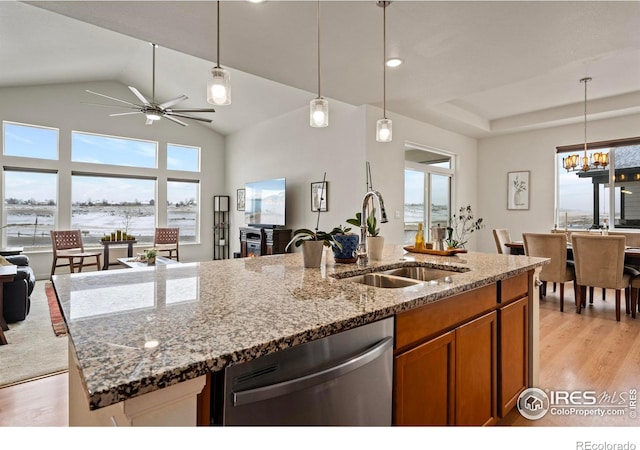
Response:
[414, 223, 425, 249]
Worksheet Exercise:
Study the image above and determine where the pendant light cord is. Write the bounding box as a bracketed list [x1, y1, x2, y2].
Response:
[216, 1, 221, 69]
[317, 0, 321, 99]
[383, 2, 387, 119]
[581, 77, 591, 155]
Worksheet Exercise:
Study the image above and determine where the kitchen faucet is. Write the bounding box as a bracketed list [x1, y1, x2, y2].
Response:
[356, 190, 388, 267]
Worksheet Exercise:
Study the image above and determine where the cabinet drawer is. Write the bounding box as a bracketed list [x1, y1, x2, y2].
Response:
[499, 272, 528, 305]
[395, 283, 496, 351]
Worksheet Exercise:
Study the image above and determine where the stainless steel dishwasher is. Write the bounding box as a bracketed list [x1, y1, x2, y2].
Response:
[219, 317, 393, 426]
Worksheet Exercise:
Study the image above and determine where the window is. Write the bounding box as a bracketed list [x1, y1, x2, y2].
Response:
[4, 170, 57, 248]
[557, 138, 640, 230]
[167, 144, 199, 172]
[167, 180, 199, 243]
[71, 175, 156, 243]
[404, 146, 454, 244]
[72, 131, 157, 168]
[3, 122, 58, 160]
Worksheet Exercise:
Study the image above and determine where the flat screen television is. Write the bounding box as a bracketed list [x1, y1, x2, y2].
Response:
[244, 178, 286, 227]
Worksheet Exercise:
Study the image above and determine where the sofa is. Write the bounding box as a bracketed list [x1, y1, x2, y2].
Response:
[2, 255, 35, 323]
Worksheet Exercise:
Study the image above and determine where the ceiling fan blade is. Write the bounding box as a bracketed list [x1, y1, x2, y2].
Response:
[82, 102, 139, 110]
[159, 95, 188, 109]
[109, 111, 143, 117]
[128, 86, 151, 106]
[168, 108, 216, 113]
[85, 90, 138, 107]
[163, 115, 189, 127]
[167, 112, 213, 123]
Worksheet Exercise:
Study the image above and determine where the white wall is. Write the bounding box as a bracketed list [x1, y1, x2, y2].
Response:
[363, 105, 479, 247]
[225, 101, 480, 254]
[476, 113, 640, 253]
[0, 81, 225, 279]
[225, 100, 366, 254]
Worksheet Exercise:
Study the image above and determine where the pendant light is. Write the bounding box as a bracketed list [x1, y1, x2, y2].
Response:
[376, 1, 392, 143]
[562, 77, 609, 172]
[207, 1, 231, 106]
[310, 0, 328, 127]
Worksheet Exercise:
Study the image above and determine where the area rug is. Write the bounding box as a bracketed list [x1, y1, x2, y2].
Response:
[45, 282, 67, 336]
[0, 282, 68, 388]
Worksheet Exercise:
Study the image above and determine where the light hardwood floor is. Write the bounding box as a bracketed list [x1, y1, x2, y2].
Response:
[1, 283, 638, 427]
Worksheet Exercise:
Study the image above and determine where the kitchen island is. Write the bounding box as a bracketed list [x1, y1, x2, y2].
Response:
[52, 245, 547, 426]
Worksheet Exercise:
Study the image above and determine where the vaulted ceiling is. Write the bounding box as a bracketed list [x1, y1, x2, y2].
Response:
[4, 1, 640, 138]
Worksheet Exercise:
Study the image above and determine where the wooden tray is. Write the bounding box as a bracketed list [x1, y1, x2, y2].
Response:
[403, 246, 467, 256]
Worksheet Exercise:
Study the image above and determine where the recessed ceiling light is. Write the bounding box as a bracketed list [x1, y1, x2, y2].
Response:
[247, 0, 265, 3]
[386, 58, 403, 68]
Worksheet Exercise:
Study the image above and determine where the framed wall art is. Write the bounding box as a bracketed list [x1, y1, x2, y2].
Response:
[311, 181, 328, 212]
[237, 188, 245, 211]
[507, 171, 530, 210]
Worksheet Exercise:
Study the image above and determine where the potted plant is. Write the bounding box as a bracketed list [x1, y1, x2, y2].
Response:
[144, 248, 157, 265]
[330, 224, 359, 264]
[346, 209, 384, 261]
[446, 205, 484, 250]
[285, 228, 341, 268]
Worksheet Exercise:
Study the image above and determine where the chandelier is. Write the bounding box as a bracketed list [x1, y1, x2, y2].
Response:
[562, 77, 608, 172]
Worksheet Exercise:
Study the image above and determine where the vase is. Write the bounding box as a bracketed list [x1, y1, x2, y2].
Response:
[147, 256, 156, 265]
[367, 236, 384, 261]
[332, 234, 359, 263]
[302, 241, 324, 268]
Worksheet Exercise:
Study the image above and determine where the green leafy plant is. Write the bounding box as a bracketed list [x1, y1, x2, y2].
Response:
[346, 209, 380, 237]
[285, 228, 341, 251]
[446, 205, 484, 249]
[330, 224, 352, 235]
[144, 248, 158, 259]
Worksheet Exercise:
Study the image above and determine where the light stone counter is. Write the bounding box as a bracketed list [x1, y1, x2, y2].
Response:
[52, 245, 547, 412]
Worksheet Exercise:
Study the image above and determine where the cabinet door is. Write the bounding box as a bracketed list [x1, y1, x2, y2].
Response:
[394, 330, 455, 425]
[455, 311, 497, 426]
[498, 296, 529, 417]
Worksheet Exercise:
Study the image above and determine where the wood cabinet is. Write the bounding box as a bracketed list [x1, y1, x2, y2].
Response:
[239, 227, 292, 257]
[394, 271, 530, 426]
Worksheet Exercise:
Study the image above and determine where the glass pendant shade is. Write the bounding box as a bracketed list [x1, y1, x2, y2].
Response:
[376, 118, 392, 142]
[310, 98, 329, 128]
[146, 113, 161, 121]
[207, 67, 231, 105]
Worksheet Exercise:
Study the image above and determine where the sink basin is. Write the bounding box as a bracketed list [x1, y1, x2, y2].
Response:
[343, 273, 423, 289]
[381, 266, 460, 282]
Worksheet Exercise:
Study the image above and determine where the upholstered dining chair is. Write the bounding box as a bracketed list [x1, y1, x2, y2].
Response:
[492, 228, 511, 254]
[571, 234, 631, 321]
[153, 227, 180, 261]
[50, 230, 101, 278]
[631, 275, 640, 319]
[523, 233, 575, 312]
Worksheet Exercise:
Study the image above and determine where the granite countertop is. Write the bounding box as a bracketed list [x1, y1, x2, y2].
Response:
[52, 245, 547, 410]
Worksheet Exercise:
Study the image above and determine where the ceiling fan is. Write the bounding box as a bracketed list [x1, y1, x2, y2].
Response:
[85, 43, 215, 127]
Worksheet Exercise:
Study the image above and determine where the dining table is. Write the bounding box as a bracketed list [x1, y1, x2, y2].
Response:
[505, 240, 640, 266]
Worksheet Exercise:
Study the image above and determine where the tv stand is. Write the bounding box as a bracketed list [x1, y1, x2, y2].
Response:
[240, 227, 292, 257]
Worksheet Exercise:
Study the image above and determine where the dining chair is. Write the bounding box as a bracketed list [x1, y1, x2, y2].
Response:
[50, 230, 102, 278]
[523, 233, 575, 312]
[631, 275, 640, 319]
[492, 228, 511, 254]
[153, 227, 180, 261]
[571, 234, 631, 321]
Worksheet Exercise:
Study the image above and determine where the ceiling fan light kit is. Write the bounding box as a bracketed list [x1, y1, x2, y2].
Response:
[207, 1, 231, 106]
[85, 42, 215, 127]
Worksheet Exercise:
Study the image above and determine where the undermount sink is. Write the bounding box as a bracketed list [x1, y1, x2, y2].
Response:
[380, 266, 459, 282]
[343, 273, 423, 289]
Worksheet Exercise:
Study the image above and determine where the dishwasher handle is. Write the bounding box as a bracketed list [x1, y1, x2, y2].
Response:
[233, 336, 393, 407]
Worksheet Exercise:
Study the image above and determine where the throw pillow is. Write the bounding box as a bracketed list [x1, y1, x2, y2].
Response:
[0, 255, 14, 266]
